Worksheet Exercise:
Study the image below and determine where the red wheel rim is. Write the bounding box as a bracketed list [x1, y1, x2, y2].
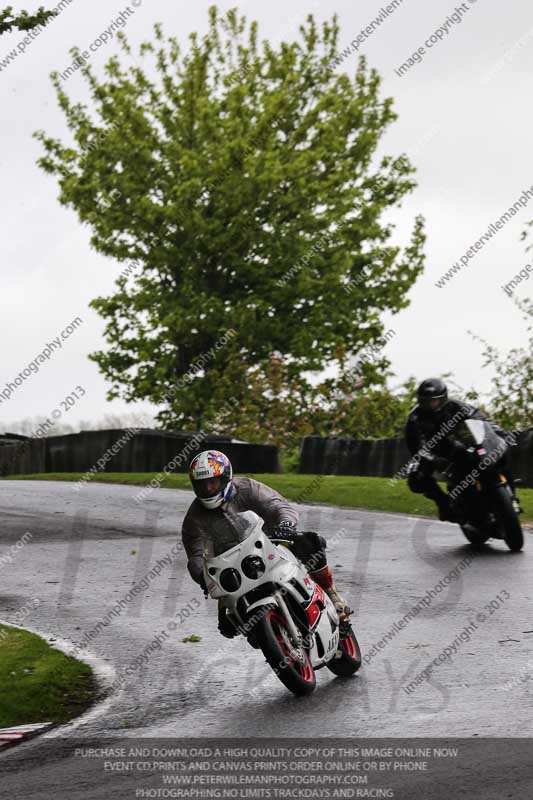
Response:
[268, 610, 314, 683]
[342, 633, 360, 661]
[298, 655, 315, 682]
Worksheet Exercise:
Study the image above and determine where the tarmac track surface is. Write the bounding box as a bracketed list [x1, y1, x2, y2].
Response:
[0, 480, 532, 798]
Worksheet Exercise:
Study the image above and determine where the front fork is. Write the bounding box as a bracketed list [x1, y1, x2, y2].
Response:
[455, 472, 518, 530]
[274, 590, 304, 647]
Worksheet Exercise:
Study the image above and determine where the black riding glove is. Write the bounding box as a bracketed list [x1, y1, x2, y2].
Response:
[271, 521, 298, 542]
[407, 455, 435, 478]
[406, 459, 421, 477]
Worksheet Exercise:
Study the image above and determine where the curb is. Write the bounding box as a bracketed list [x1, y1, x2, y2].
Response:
[0, 723, 54, 749]
[0, 622, 118, 751]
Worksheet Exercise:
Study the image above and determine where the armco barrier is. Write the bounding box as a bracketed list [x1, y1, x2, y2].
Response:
[300, 435, 410, 478]
[513, 429, 533, 489]
[299, 431, 533, 488]
[0, 434, 45, 476]
[0, 429, 280, 477]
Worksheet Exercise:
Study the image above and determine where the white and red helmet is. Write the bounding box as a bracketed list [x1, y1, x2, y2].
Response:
[189, 450, 234, 510]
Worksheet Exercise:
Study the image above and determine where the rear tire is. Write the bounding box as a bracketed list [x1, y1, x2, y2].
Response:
[492, 485, 524, 552]
[255, 607, 316, 696]
[326, 628, 362, 677]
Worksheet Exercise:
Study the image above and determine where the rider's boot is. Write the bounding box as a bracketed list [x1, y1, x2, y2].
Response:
[218, 599, 237, 639]
[309, 565, 352, 621]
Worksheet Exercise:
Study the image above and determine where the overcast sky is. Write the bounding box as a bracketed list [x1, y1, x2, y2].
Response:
[1, 0, 532, 431]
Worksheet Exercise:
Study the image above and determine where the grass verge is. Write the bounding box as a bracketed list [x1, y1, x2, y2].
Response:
[4, 472, 533, 524]
[0, 625, 97, 728]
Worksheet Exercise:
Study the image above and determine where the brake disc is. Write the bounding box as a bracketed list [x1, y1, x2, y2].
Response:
[279, 625, 305, 663]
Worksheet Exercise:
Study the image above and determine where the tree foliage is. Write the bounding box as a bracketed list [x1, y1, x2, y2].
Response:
[470, 298, 533, 430]
[0, 5, 56, 34]
[35, 6, 425, 430]
[312, 375, 417, 440]
[196, 348, 417, 450]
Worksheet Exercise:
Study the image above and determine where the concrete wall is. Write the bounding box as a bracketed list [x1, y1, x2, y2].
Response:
[0, 429, 280, 477]
[299, 431, 533, 488]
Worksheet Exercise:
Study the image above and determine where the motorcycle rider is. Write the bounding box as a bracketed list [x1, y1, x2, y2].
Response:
[405, 378, 516, 521]
[181, 449, 352, 638]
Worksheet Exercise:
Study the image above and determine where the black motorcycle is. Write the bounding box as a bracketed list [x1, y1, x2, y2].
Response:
[445, 419, 523, 552]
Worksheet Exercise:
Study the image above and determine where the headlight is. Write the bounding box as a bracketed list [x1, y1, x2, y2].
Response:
[219, 568, 242, 592]
[241, 555, 266, 580]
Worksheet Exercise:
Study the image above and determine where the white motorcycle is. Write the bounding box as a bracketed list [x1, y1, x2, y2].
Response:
[202, 511, 361, 696]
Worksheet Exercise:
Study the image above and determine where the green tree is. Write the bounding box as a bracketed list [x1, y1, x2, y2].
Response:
[311, 375, 417, 439]
[470, 298, 533, 430]
[0, 5, 56, 34]
[197, 346, 417, 447]
[35, 6, 425, 429]
[201, 350, 317, 447]
[466, 223, 533, 430]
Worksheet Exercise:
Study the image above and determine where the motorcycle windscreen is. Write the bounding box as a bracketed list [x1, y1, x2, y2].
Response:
[464, 419, 486, 445]
[201, 510, 263, 557]
[458, 420, 508, 460]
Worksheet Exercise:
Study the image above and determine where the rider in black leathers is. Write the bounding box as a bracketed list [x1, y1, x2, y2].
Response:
[405, 378, 516, 521]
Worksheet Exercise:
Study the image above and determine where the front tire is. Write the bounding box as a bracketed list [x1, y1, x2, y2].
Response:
[460, 523, 490, 547]
[326, 627, 362, 677]
[255, 607, 316, 696]
[492, 485, 524, 552]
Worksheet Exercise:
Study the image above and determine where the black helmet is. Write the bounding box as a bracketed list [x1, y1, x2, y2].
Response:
[417, 378, 448, 413]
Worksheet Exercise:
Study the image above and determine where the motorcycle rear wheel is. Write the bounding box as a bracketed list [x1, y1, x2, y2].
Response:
[255, 607, 316, 696]
[492, 485, 524, 552]
[326, 627, 362, 677]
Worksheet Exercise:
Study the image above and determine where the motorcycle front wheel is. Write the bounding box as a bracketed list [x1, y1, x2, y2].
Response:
[326, 627, 362, 677]
[492, 485, 524, 552]
[460, 522, 490, 547]
[255, 607, 316, 696]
